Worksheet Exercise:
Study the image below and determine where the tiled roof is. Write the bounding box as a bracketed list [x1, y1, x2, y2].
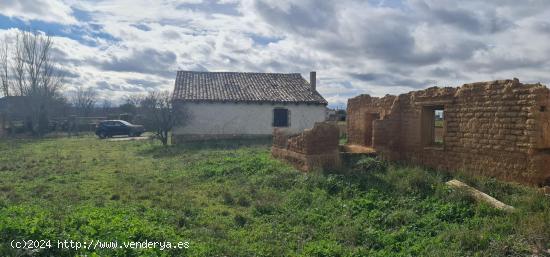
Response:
[172, 71, 327, 105]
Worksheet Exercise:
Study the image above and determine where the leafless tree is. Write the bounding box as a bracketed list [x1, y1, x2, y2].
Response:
[140, 91, 189, 146]
[101, 99, 112, 116]
[0, 40, 9, 97]
[125, 95, 143, 107]
[118, 94, 143, 116]
[1, 30, 65, 135]
[71, 85, 98, 117]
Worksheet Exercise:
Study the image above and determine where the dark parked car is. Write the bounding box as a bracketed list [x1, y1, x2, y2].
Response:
[95, 120, 145, 139]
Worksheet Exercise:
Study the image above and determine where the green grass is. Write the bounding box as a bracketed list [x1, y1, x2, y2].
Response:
[0, 136, 549, 256]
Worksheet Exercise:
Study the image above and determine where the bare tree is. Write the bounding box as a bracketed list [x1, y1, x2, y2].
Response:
[118, 94, 143, 116]
[125, 95, 143, 107]
[101, 99, 112, 116]
[1, 30, 65, 135]
[140, 91, 189, 146]
[71, 86, 98, 117]
[0, 40, 9, 97]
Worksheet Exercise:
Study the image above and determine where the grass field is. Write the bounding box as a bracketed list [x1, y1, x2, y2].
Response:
[0, 136, 549, 256]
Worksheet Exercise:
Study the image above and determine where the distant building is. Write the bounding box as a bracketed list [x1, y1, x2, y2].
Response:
[327, 108, 346, 121]
[171, 71, 328, 142]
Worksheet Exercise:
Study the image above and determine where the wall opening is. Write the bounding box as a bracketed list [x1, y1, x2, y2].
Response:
[273, 108, 289, 127]
[364, 113, 380, 146]
[422, 105, 445, 147]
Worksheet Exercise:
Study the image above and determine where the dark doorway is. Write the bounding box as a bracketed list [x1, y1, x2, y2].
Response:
[273, 108, 289, 127]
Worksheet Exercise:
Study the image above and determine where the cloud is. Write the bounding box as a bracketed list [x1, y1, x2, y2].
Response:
[0, 0, 76, 24]
[125, 78, 164, 89]
[412, 2, 515, 34]
[2, 0, 550, 107]
[350, 72, 437, 89]
[98, 48, 177, 76]
[252, 0, 337, 36]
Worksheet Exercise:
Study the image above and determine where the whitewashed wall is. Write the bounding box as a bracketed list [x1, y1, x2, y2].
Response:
[173, 102, 326, 135]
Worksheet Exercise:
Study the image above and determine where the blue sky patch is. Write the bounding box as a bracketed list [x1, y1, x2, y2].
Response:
[250, 34, 282, 46]
[0, 14, 118, 47]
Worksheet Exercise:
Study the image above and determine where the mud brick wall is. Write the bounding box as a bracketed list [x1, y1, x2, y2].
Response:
[347, 94, 395, 146]
[272, 122, 340, 171]
[272, 129, 292, 148]
[347, 79, 550, 186]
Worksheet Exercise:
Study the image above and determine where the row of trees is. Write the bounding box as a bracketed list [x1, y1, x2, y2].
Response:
[1, 30, 187, 145]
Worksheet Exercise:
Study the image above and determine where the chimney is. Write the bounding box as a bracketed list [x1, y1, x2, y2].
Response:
[310, 71, 316, 91]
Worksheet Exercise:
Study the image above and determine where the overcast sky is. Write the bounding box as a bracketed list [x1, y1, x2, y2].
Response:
[1, 0, 549, 108]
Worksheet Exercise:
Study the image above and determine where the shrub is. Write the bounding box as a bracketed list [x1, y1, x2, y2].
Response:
[177, 216, 189, 228]
[301, 240, 344, 257]
[237, 196, 250, 207]
[387, 166, 440, 196]
[234, 214, 248, 227]
[253, 202, 276, 216]
[352, 157, 387, 174]
[222, 192, 235, 205]
[384, 209, 418, 227]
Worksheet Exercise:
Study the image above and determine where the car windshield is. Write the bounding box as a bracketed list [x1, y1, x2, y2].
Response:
[118, 120, 132, 126]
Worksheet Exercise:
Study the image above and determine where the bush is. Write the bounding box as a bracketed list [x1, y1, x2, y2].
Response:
[222, 192, 235, 205]
[352, 157, 387, 174]
[387, 166, 439, 196]
[234, 214, 247, 227]
[384, 209, 418, 227]
[237, 196, 250, 207]
[301, 240, 344, 257]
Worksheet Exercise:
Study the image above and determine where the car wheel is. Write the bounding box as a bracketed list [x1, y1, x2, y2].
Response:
[99, 132, 107, 139]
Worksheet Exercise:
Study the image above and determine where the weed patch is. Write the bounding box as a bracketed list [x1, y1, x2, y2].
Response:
[0, 137, 548, 256]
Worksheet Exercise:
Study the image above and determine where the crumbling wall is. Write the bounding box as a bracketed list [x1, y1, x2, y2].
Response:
[347, 94, 395, 146]
[272, 122, 340, 171]
[347, 79, 550, 186]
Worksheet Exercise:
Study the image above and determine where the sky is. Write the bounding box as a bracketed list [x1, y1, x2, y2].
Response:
[1, 0, 550, 108]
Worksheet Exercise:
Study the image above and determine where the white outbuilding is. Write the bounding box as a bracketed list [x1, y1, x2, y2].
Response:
[171, 71, 327, 143]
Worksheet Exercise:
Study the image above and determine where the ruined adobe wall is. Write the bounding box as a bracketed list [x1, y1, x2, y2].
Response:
[272, 122, 340, 171]
[348, 79, 550, 186]
[347, 94, 395, 146]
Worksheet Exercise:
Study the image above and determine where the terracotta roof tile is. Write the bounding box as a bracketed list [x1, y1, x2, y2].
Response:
[172, 71, 327, 105]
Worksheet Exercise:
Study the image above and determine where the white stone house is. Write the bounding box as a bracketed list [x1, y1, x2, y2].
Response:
[171, 71, 328, 143]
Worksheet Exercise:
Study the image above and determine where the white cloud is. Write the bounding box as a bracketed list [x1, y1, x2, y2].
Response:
[0, 0, 76, 24]
[2, 0, 550, 107]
